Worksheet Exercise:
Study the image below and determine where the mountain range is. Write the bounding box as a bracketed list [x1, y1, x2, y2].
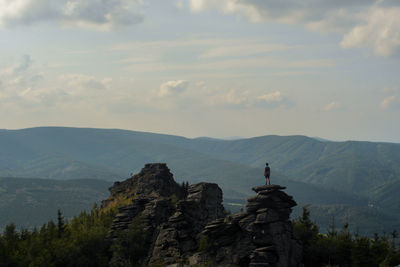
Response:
[1, 127, 399, 235]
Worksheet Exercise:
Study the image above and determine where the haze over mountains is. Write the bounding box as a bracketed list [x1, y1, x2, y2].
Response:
[1, 127, 399, 235]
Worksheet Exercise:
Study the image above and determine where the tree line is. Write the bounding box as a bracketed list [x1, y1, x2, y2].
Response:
[293, 206, 400, 267]
[1, 204, 399, 266]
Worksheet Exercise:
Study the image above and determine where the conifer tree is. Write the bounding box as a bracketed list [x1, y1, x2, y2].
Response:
[57, 209, 65, 238]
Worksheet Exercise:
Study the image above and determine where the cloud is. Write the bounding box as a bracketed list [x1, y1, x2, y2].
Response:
[257, 91, 294, 109]
[12, 54, 32, 74]
[59, 74, 111, 92]
[112, 37, 332, 75]
[209, 89, 249, 107]
[0, 55, 116, 108]
[0, 0, 144, 31]
[189, 0, 373, 27]
[257, 91, 282, 103]
[323, 101, 342, 111]
[341, 7, 400, 57]
[189, 0, 400, 57]
[0, 55, 59, 107]
[380, 95, 397, 109]
[205, 89, 293, 109]
[0, 55, 39, 95]
[158, 80, 189, 97]
[153, 80, 294, 111]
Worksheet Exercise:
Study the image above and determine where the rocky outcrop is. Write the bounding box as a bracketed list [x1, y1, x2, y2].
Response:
[102, 163, 183, 240]
[102, 163, 184, 209]
[195, 185, 302, 267]
[148, 182, 224, 265]
[102, 163, 225, 266]
[101, 164, 302, 267]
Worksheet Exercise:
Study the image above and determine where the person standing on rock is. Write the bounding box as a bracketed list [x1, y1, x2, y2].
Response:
[264, 162, 271, 185]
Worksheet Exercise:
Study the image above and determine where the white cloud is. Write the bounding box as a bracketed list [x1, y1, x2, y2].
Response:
[204, 89, 293, 109]
[153, 81, 294, 111]
[323, 101, 341, 111]
[0, 0, 144, 31]
[341, 7, 400, 57]
[257, 91, 282, 103]
[159, 80, 189, 97]
[0, 55, 40, 98]
[380, 95, 397, 109]
[256, 91, 294, 109]
[0, 55, 116, 108]
[188, 0, 400, 57]
[189, 0, 372, 27]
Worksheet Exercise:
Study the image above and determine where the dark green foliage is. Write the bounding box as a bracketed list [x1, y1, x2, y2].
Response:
[292, 203, 400, 236]
[57, 209, 65, 238]
[293, 207, 400, 267]
[180, 181, 189, 199]
[292, 206, 321, 266]
[0, 205, 118, 266]
[109, 216, 149, 266]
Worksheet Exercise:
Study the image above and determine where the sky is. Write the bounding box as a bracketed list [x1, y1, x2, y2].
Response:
[0, 0, 400, 142]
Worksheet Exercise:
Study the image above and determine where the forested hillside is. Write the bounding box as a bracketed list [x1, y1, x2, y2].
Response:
[1, 127, 399, 235]
[0, 178, 110, 231]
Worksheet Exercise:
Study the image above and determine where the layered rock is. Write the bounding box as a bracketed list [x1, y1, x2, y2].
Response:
[101, 164, 302, 267]
[148, 182, 224, 265]
[102, 163, 183, 240]
[102, 163, 184, 209]
[102, 163, 225, 266]
[198, 184, 302, 267]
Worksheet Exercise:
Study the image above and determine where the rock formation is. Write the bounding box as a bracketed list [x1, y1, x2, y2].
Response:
[149, 182, 225, 266]
[198, 184, 302, 267]
[101, 163, 302, 267]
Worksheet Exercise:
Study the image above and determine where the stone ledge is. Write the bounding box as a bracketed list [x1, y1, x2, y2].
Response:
[252, 185, 286, 193]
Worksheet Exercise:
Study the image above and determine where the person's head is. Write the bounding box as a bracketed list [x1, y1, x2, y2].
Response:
[266, 162, 269, 166]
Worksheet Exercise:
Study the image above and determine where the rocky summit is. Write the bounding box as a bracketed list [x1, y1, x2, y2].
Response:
[101, 163, 302, 267]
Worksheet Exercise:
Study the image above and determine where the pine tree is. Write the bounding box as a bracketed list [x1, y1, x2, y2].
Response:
[57, 209, 65, 238]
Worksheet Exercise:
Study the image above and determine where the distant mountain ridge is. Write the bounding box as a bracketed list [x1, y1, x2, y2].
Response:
[157, 134, 400, 194]
[1, 126, 399, 234]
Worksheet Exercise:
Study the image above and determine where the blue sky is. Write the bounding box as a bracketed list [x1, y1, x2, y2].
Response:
[0, 0, 399, 142]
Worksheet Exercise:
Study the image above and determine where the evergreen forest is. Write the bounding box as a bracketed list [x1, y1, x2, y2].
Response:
[1, 205, 399, 267]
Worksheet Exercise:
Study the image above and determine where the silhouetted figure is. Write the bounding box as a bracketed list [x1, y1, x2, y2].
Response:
[264, 162, 271, 185]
